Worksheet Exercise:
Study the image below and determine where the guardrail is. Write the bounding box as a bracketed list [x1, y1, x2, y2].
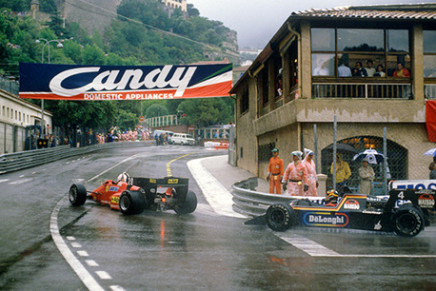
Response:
[0, 141, 154, 174]
[231, 177, 325, 217]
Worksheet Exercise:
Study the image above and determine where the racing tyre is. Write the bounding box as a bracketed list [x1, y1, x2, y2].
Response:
[69, 184, 87, 206]
[266, 203, 294, 232]
[119, 190, 146, 215]
[394, 204, 424, 237]
[174, 191, 197, 214]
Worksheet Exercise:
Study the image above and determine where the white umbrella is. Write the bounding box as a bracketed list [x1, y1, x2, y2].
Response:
[353, 149, 385, 164]
[424, 148, 436, 157]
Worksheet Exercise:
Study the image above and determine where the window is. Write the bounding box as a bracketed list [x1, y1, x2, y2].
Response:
[311, 28, 410, 78]
[240, 86, 249, 114]
[424, 30, 436, 78]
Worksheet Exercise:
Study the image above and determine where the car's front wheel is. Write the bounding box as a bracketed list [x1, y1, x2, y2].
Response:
[119, 190, 146, 215]
[266, 203, 294, 231]
[69, 184, 87, 206]
[394, 204, 424, 237]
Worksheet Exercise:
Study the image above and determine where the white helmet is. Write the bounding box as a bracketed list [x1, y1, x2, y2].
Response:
[117, 172, 131, 184]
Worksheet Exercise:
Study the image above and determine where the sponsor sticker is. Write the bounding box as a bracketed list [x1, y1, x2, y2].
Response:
[343, 199, 360, 210]
[168, 179, 179, 184]
[111, 196, 119, 204]
[418, 194, 435, 208]
[108, 186, 119, 192]
[303, 212, 349, 227]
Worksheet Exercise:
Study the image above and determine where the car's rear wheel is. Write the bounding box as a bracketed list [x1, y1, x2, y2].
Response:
[119, 190, 146, 215]
[394, 204, 424, 237]
[69, 184, 87, 206]
[174, 191, 197, 214]
[266, 203, 294, 231]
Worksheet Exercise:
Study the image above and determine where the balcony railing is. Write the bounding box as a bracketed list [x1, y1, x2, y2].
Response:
[312, 81, 412, 99]
[425, 84, 436, 99]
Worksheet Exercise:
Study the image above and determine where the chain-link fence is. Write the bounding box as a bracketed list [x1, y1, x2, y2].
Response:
[313, 122, 427, 196]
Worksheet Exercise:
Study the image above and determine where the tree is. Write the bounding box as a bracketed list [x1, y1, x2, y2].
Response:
[145, 103, 168, 118]
[177, 98, 234, 127]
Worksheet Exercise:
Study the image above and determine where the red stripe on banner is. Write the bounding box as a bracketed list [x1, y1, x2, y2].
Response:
[19, 81, 232, 100]
[426, 100, 436, 142]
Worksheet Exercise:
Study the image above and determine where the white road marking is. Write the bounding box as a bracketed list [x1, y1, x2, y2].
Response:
[50, 197, 104, 291]
[19, 175, 25, 178]
[110, 285, 127, 291]
[77, 250, 89, 257]
[66, 236, 75, 241]
[275, 232, 436, 258]
[86, 260, 99, 267]
[9, 178, 33, 185]
[88, 154, 138, 182]
[32, 172, 37, 175]
[187, 156, 245, 218]
[0, 179, 9, 183]
[96, 271, 112, 280]
[71, 242, 82, 248]
[275, 233, 340, 257]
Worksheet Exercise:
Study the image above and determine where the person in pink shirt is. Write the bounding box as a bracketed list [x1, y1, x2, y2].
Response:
[282, 151, 307, 196]
[302, 149, 318, 196]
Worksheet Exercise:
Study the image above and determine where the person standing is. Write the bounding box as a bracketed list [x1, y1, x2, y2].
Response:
[282, 151, 307, 196]
[266, 148, 284, 194]
[330, 154, 351, 188]
[429, 162, 436, 179]
[358, 158, 375, 195]
[302, 149, 318, 196]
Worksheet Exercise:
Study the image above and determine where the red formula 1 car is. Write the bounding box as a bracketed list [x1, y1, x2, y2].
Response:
[68, 172, 197, 215]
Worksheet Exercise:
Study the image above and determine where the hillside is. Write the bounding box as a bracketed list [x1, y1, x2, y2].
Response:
[0, 0, 236, 134]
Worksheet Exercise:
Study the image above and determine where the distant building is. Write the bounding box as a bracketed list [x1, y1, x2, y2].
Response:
[230, 4, 436, 190]
[161, 0, 187, 12]
[0, 88, 52, 154]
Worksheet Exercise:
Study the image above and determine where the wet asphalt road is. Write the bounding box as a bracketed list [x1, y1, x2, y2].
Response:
[1, 144, 436, 290]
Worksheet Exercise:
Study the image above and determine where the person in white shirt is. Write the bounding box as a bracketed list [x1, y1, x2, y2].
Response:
[365, 60, 376, 77]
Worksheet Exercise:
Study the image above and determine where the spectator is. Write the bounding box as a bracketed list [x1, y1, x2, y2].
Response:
[393, 62, 410, 78]
[359, 158, 375, 194]
[352, 61, 368, 77]
[338, 60, 352, 77]
[330, 154, 351, 188]
[365, 60, 376, 77]
[267, 148, 284, 194]
[374, 64, 386, 77]
[429, 162, 436, 179]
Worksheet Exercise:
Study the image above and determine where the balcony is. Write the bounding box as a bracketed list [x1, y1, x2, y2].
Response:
[312, 80, 412, 99]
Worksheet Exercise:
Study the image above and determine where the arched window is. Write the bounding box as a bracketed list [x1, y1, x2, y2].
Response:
[321, 136, 407, 192]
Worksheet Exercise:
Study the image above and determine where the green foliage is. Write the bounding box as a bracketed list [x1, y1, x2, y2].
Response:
[0, 1, 235, 132]
[177, 98, 234, 127]
[145, 103, 169, 118]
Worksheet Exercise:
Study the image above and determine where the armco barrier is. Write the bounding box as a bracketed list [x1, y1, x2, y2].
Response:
[231, 177, 325, 217]
[0, 140, 154, 174]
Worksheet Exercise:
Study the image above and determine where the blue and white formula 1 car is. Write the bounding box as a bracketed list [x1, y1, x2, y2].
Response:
[258, 189, 435, 237]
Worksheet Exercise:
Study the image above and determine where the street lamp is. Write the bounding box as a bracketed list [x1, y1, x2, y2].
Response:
[35, 38, 64, 135]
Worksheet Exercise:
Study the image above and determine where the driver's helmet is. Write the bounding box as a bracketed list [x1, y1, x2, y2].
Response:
[117, 172, 131, 184]
[326, 189, 339, 204]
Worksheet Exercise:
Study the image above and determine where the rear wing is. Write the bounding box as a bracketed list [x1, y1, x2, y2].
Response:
[385, 189, 436, 210]
[131, 176, 189, 198]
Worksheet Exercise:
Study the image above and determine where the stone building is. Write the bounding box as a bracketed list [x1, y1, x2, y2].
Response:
[230, 4, 436, 191]
[0, 88, 52, 154]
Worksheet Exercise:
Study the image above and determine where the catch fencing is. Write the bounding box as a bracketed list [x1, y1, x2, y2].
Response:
[0, 140, 154, 174]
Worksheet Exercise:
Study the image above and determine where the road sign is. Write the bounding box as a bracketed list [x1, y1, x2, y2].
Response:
[139, 116, 145, 122]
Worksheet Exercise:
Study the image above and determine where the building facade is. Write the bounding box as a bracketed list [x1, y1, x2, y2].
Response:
[161, 0, 187, 12]
[0, 89, 52, 154]
[230, 4, 436, 191]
